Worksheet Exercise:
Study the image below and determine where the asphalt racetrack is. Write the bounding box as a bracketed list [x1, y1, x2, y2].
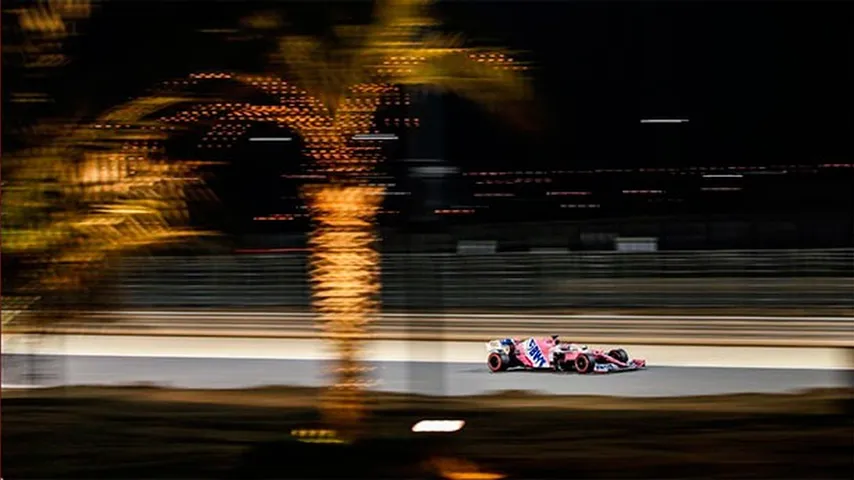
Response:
[3, 354, 851, 396]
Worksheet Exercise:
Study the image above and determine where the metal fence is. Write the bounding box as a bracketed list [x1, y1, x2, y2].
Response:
[95, 249, 854, 310]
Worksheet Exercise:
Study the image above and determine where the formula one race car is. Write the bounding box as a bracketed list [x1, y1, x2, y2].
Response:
[485, 335, 646, 374]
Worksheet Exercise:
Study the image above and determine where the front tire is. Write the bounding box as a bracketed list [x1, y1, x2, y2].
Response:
[487, 352, 510, 372]
[608, 348, 629, 363]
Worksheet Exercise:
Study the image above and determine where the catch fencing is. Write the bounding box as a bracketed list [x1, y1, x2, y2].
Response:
[94, 249, 854, 310]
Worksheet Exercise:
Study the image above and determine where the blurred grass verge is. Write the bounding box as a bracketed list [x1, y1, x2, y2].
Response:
[3, 386, 852, 479]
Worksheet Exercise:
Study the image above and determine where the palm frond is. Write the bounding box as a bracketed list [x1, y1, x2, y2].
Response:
[2, 93, 211, 296]
[385, 35, 533, 124]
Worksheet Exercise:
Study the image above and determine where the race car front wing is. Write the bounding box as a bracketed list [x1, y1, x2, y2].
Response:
[593, 359, 647, 373]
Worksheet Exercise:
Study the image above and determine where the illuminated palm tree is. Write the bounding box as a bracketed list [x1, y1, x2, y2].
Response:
[3, 1, 213, 323]
[2, 96, 214, 325]
[3, 0, 532, 440]
[242, 0, 533, 438]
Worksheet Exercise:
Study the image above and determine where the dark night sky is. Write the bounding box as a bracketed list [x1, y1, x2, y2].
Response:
[15, 0, 852, 170]
[444, 1, 852, 170]
[3, 0, 852, 236]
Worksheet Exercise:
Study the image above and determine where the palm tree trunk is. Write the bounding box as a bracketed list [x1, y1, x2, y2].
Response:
[305, 184, 384, 439]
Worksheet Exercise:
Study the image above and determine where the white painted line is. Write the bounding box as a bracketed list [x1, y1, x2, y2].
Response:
[352, 133, 398, 141]
[92, 311, 854, 322]
[249, 137, 292, 142]
[641, 118, 689, 124]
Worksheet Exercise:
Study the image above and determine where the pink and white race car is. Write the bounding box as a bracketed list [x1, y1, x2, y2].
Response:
[485, 335, 646, 374]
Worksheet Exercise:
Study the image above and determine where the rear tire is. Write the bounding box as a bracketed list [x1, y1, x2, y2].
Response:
[574, 354, 595, 374]
[608, 348, 629, 363]
[487, 352, 509, 372]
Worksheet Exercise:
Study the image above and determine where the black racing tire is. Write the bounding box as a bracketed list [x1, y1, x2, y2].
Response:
[574, 354, 595, 374]
[608, 348, 629, 363]
[487, 352, 510, 372]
